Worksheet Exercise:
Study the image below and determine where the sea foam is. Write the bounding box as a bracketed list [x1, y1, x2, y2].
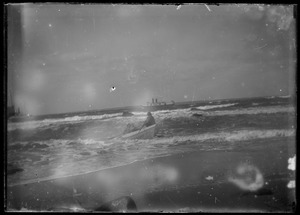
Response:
[7, 105, 294, 132]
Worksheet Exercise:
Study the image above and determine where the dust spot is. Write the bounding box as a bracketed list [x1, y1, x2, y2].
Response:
[205, 176, 214, 181]
[110, 86, 116, 92]
[287, 180, 295, 189]
[228, 163, 264, 192]
[288, 155, 295, 171]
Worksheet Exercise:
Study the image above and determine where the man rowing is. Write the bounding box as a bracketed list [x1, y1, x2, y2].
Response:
[123, 112, 156, 134]
[140, 112, 156, 130]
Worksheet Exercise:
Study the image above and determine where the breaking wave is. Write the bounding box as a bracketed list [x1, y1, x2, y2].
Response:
[7, 128, 295, 187]
[7, 104, 294, 132]
[195, 103, 237, 110]
[7, 113, 123, 131]
[9, 128, 295, 149]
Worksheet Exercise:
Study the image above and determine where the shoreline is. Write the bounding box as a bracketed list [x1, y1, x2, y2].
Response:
[6, 137, 295, 212]
[6, 135, 295, 188]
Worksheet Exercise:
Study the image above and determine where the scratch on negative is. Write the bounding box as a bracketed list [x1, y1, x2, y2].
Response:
[166, 194, 178, 207]
[254, 44, 267, 50]
[204, 4, 212, 12]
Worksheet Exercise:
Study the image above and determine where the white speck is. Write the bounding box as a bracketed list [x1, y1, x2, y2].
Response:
[265, 182, 269, 185]
[279, 89, 282, 92]
[48, 23, 52, 27]
[177, 5, 182, 10]
[58, 9, 61, 12]
[42, 63, 46, 66]
[205, 176, 214, 181]
[288, 155, 296, 171]
[287, 180, 295, 189]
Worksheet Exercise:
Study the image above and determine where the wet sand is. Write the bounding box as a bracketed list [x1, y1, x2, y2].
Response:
[6, 137, 295, 212]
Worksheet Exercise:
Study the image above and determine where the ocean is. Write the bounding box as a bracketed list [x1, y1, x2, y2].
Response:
[6, 95, 296, 188]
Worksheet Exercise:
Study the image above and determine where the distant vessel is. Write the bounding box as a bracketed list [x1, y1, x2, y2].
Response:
[7, 89, 28, 121]
[7, 89, 21, 119]
[142, 98, 175, 108]
[7, 105, 21, 118]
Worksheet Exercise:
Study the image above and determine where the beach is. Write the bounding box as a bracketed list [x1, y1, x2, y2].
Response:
[6, 96, 296, 212]
[7, 136, 295, 212]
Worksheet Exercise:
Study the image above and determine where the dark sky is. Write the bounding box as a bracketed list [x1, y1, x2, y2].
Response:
[6, 4, 296, 115]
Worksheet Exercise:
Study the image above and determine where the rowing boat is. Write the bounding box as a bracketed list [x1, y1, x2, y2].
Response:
[121, 124, 156, 140]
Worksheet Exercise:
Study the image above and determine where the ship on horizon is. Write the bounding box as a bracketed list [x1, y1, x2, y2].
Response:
[141, 98, 175, 111]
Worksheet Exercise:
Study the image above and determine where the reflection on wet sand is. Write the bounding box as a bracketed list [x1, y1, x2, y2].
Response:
[7, 137, 295, 212]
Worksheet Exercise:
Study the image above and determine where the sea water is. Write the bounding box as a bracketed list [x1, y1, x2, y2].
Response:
[6, 96, 296, 186]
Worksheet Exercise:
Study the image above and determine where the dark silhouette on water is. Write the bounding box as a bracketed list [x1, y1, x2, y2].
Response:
[140, 112, 156, 129]
[144, 98, 175, 110]
[123, 111, 156, 135]
[122, 111, 134, 117]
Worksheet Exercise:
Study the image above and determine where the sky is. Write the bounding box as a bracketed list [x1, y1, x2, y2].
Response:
[6, 4, 296, 115]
